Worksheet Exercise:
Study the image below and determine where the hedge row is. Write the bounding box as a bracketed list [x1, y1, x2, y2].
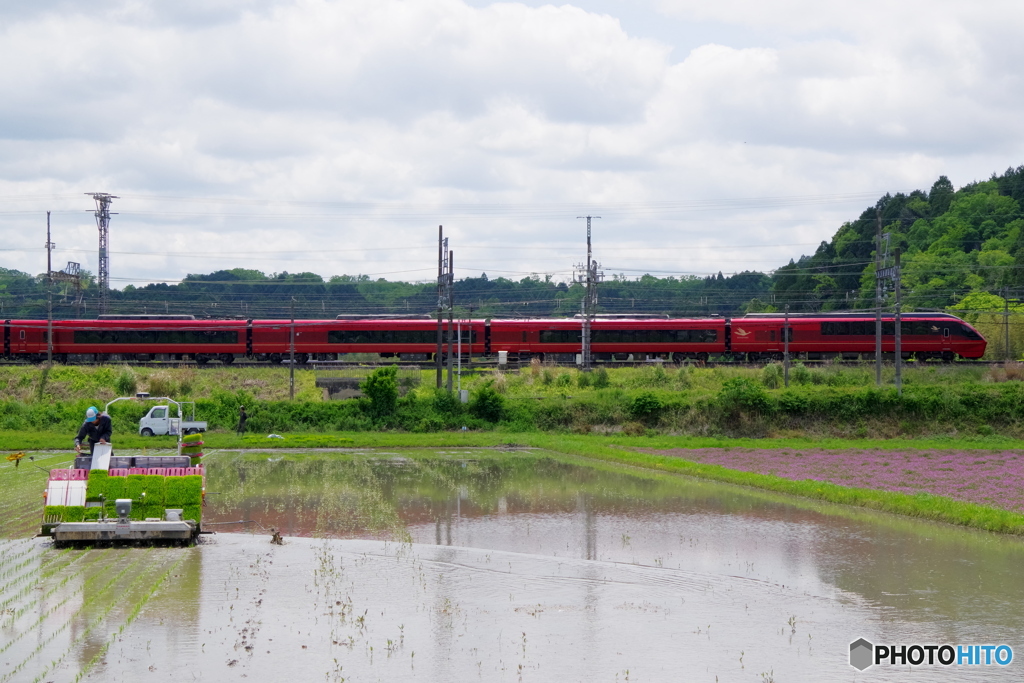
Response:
[11, 380, 1024, 435]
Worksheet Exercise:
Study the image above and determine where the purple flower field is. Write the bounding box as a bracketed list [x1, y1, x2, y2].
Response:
[644, 447, 1024, 513]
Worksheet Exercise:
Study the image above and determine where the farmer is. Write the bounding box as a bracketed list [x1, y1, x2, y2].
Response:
[74, 406, 112, 455]
[237, 405, 248, 437]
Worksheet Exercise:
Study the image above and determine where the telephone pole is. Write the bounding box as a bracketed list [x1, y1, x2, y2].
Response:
[894, 248, 902, 395]
[46, 212, 54, 364]
[87, 193, 118, 314]
[289, 297, 296, 400]
[874, 210, 883, 386]
[447, 250, 455, 392]
[575, 216, 602, 371]
[783, 304, 790, 387]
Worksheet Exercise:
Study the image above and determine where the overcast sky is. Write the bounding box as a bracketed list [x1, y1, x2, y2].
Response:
[2, 0, 1022, 287]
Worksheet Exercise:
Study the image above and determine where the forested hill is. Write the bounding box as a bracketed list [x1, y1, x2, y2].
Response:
[773, 165, 1024, 313]
[2, 165, 1024, 320]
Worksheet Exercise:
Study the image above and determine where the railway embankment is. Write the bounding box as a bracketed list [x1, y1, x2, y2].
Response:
[3, 362, 1024, 438]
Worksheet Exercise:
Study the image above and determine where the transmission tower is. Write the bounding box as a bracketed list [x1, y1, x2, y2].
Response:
[87, 192, 118, 314]
[574, 216, 603, 371]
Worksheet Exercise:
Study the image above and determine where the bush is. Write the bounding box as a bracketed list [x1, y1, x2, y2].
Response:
[114, 368, 137, 396]
[593, 368, 610, 389]
[470, 383, 505, 422]
[432, 388, 462, 417]
[761, 363, 783, 389]
[576, 372, 592, 388]
[791, 362, 811, 385]
[719, 378, 773, 415]
[629, 392, 663, 420]
[360, 366, 399, 420]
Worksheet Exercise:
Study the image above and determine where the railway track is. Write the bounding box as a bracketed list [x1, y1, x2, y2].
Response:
[0, 359, 1009, 369]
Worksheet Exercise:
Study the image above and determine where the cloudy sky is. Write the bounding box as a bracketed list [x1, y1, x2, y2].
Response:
[2, 0, 1022, 287]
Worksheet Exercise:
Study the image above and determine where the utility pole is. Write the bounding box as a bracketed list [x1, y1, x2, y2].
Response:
[894, 248, 902, 396]
[436, 226, 444, 389]
[874, 210, 883, 387]
[1003, 288, 1011, 362]
[783, 304, 790, 387]
[45, 212, 54, 364]
[575, 216, 602, 371]
[446, 250, 454, 393]
[289, 297, 296, 400]
[87, 193, 118, 314]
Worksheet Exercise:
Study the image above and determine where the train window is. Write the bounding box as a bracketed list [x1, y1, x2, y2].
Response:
[960, 324, 982, 339]
[770, 330, 776, 342]
[522, 331, 528, 343]
[782, 327, 793, 341]
[590, 329, 717, 343]
[74, 329, 238, 344]
[327, 329, 474, 344]
[943, 328, 950, 338]
[540, 330, 581, 344]
[19, 330, 25, 340]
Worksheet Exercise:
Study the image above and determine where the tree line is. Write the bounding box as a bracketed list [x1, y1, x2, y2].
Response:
[3, 165, 1024, 321]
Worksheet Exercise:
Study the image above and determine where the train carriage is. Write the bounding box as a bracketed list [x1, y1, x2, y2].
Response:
[249, 318, 483, 363]
[2, 312, 987, 364]
[732, 313, 986, 361]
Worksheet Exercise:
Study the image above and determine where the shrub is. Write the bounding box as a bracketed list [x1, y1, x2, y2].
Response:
[719, 378, 773, 415]
[360, 365, 399, 420]
[791, 362, 811, 385]
[761, 363, 783, 389]
[556, 373, 573, 388]
[470, 382, 505, 422]
[629, 392, 663, 420]
[432, 388, 462, 417]
[593, 368, 610, 389]
[576, 372, 592, 388]
[114, 367, 137, 396]
[540, 369, 554, 386]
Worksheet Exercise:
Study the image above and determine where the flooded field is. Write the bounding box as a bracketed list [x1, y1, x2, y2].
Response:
[2, 447, 1023, 681]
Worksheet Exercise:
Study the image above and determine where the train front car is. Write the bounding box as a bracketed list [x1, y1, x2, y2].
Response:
[734, 312, 987, 361]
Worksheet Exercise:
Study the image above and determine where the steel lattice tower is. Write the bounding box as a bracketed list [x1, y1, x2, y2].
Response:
[87, 193, 118, 313]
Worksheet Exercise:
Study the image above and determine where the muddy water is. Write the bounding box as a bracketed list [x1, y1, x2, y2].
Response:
[3, 448, 1023, 681]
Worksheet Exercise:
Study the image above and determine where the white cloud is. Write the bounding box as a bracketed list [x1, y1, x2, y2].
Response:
[0, 0, 1023, 290]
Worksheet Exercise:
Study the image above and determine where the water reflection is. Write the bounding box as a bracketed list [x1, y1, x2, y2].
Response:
[204, 449, 1024, 643]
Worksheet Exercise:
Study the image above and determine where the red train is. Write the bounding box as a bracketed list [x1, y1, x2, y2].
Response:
[2, 312, 986, 364]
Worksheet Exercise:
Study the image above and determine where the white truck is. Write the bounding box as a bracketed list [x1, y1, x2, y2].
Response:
[138, 405, 207, 436]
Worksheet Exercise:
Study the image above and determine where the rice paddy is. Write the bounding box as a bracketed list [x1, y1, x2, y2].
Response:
[2, 448, 1023, 681]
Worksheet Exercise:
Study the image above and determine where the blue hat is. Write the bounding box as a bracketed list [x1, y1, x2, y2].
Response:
[85, 407, 98, 423]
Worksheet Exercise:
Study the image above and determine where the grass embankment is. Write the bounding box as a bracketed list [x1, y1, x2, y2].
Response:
[6, 362, 1024, 438]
